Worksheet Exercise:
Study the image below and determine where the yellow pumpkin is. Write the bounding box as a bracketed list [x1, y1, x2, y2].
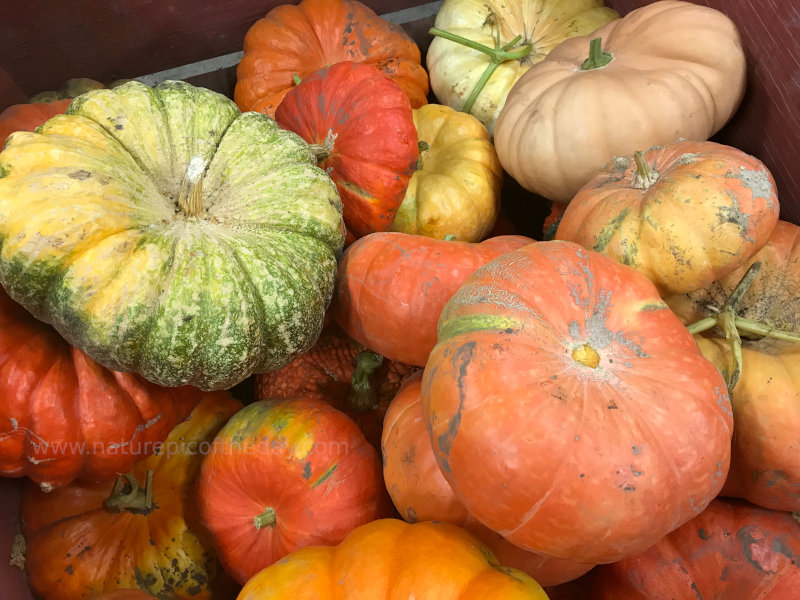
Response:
[494, 0, 747, 203]
[390, 104, 502, 242]
[427, 0, 619, 134]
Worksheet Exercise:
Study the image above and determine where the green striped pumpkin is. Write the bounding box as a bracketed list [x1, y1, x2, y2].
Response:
[0, 80, 344, 390]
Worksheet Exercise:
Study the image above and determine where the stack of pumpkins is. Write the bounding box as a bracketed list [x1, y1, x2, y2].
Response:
[0, 0, 798, 598]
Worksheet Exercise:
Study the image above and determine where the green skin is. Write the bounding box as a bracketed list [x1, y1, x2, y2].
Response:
[0, 81, 345, 390]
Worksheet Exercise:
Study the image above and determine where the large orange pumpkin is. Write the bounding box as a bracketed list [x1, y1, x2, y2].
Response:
[333, 232, 534, 366]
[422, 241, 734, 564]
[383, 372, 595, 587]
[555, 140, 779, 295]
[591, 499, 800, 598]
[236, 519, 549, 599]
[0, 287, 203, 490]
[0, 99, 71, 146]
[198, 398, 387, 585]
[234, 0, 429, 117]
[21, 392, 241, 600]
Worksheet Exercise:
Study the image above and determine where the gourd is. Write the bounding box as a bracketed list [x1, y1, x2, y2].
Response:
[0, 80, 345, 390]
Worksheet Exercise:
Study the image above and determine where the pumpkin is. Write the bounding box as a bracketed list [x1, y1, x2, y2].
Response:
[494, 0, 747, 203]
[427, 0, 619, 134]
[28, 77, 132, 103]
[591, 498, 800, 598]
[22, 391, 242, 600]
[389, 103, 503, 242]
[666, 219, 800, 335]
[197, 398, 386, 585]
[93, 593, 159, 600]
[554, 140, 779, 295]
[383, 372, 595, 587]
[234, 0, 429, 117]
[0, 98, 72, 146]
[236, 519, 549, 599]
[332, 232, 534, 366]
[275, 61, 418, 243]
[695, 338, 800, 511]
[0, 287, 203, 490]
[256, 322, 419, 449]
[0, 478, 32, 600]
[422, 241, 734, 564]
[0, 80, 344, 390]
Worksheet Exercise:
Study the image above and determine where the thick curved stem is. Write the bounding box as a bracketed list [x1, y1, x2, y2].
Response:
[631, 151, 659, 191]
[310, 129, 338, 163]
[580, 38, 614, 70]
[104, 470, 154, 514]
[177, 157, 206, 216]
[254, 507, 276, 530]
[347, 351, 385, 412]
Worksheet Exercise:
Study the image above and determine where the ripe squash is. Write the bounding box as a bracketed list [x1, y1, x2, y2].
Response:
[390, 103, 503, 242]
[234, 0, 429, 117]
[555, 140, 779, 295]
[0, 80, 344, 390]
[494, 0, 747, 202]
[236, 519, 549, 599]
[422, 241, 733, 564]
[591, 499, 800, 598]
[0, 287, 203, 490]
[0, 99, 72, 146]
[275, 61, 418, 243]
[22, 391, 242, 600]
[198, 398, 386, 585]
[426, 0, 619, 134]
[256, 322, 419, 449]
[383, 372, 595, 587]
[332, 232, 533, 366]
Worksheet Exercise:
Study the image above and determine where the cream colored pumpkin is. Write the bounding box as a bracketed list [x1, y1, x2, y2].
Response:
[494, 0, 747, 203]
[390, 104, 502, 242]
[426, 0, 619, 135]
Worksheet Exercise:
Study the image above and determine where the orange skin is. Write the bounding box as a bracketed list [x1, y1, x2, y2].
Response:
[556, 139, 779, 295]
[333, 232, 534, 366]
[236, 519, 549, 600]
[0, 288, 202, 489]
[197, 398, 386, 585]
[256, 322, 419, 449]
[234, 0, 429, 117]
[0, 98, 71, 146]
[21, 392, 242, 600]
[275, 61, 418, 243]
[94, 593, 159, 600]
[591, 499, 800, 599]
[422, 241, 734, 564]
[383, 372, 595, 587]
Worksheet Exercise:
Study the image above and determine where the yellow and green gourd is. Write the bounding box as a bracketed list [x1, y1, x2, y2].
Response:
[0, 80, 345, 390]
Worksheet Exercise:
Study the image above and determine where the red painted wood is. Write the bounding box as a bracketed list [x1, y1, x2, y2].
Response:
[0, 0, 431, 99]
[606, 0, 800, 225]
[0, 68, 27, 110]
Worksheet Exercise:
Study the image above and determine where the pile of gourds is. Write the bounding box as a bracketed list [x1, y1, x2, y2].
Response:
[0, 0, 798, 598]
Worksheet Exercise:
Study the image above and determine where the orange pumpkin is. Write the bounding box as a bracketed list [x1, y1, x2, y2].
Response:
[234, 0, 428, 117]
[256, 322, 419, 449]
[0, 99, 71, 146]
[333, 232, 534, 366]
[422, 241, 733, 564]
[383, 372, 595, 587]
[21, 392, 241, 600]
[236, 519, 549, 599]
[555, 140, 779, 295]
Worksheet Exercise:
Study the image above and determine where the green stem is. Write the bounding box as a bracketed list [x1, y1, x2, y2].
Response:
[429, 27, 532, 114]
[254, 507, 276, 530]
[347, 351, 385, 412]
[292, 73, 302, 86]
[416, 141, 430, 170]
[443, 234, 458, 241]
[580, 38, 614, 70]
[632, 151, 659, 191]
[104, 470, 155, 514]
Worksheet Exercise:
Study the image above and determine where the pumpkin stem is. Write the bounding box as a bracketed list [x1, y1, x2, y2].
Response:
[416, 141, 430, 170]
[292, 73, 302, 86]
[10, 532, 25, 570]
[254, 507, 276, 530]
[347, 350, 385, 412]
[572, 344, 600, 368]
[103, 470, 155, 514]
[631, 151, 659, 191]
[310, 129, 338, 163]
[429, 27, 532, 115]
[580, 38, 614, 70]
[177, 156, 206, 216]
